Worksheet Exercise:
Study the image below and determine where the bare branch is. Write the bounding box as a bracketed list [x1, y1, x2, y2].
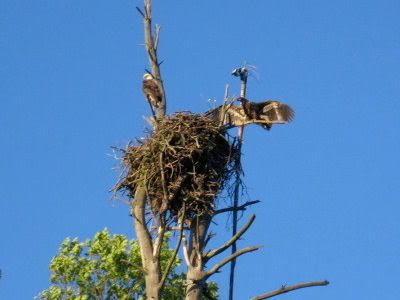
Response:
[203, 231, 216, 249]
[121, 259, 147, 274]
[159, 152, 169, 207]
[214, 200, 260, 215]
[252, 280, 330, 300]
[205, 214, 256, 260]
[142, 0, 166, 118]
[152, 215, 165, 258]
[135, 6, 145, 18]
[220, 84, 230, 126]
[159, 208, 186, 291]
[132, 187, 154, 262]
[151, 225, 190, 231]
[205, 246, 260, 278]
[154, 24, 161, 51]
[182, 233, 191, 267]
[146, 98, 157, 122]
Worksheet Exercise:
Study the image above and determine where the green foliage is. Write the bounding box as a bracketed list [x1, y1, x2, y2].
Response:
[37, 229, 218, 300]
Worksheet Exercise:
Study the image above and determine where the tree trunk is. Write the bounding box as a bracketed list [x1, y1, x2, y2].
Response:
[185, 213, 212, 300]
[144, 261, 161, 299]
[133, 187, 161, 299]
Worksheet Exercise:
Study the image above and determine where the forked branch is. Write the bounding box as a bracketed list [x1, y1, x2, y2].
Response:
[252, 280, 330, 300]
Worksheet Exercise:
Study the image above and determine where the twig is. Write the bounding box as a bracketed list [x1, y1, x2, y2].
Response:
[220, 84, 230, 126]
[205, 246, 260, 279]
[121, 259, 147, 274]
[146, 98, 157, 123]
[205, 214, 256, 260]
[214, 200, 260, 215]
[135, 6, 145, 17]
[203, 231, 216, 249]
[252, 280, 330, 300]
[150, 225, 190, 231]
[159, 152, 169, 205]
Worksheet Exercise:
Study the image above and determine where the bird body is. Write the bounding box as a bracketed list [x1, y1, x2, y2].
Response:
[142, 73, 162, 108]
[238, 97, 294, 129]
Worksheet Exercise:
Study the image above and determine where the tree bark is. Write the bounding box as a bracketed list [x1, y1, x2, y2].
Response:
[185, 213, 212, 300]
[132, 187, 161, 299]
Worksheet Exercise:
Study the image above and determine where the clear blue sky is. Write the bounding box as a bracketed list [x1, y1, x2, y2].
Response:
[1, 0, 399, 299]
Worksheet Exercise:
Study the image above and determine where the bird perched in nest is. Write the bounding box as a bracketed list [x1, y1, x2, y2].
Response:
[237, 97, 294, 130]
[142, 73, 162, 108]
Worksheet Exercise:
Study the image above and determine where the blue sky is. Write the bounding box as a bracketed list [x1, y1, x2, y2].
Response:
[1, 0, 399, 299]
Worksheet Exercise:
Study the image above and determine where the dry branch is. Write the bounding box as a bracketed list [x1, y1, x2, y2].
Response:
[159, 207, 186, 292]
[140, 0, 166, 118]
[205, 214, 256, 260]
[214, 200, 260, 215]
[252, 280, 330, 300]
[152, 216, 165, 257]
[206, 246, 261, 278]
[182, 233, 191, 267]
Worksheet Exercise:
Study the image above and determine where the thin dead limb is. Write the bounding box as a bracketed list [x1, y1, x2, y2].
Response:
[139, 0, 166, 118]
[206, 246, 260, 278]
[152, 214, 165, 257]
[252, 280, 330, 300]
[220, 84, 230, 126]
[182, 233, 191, 267]
[205, 214, 256, 260]
[159, 207, 186, 292]
[214, 200, 260, 215]
[129, 2, 168, 299]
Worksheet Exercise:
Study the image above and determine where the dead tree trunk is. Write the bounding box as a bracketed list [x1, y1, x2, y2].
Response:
[133, 1, 167, 297]
[132, 187, 161, 299]
[130, 2, 329, 299]
[185, 214, 212, 300]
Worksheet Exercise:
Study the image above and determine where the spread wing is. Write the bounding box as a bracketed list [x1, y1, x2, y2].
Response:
[142, 79, 162, 108]
[205, 100, 294, 130]
[205, 104, 248, 127]
[259, 100, 294, 124]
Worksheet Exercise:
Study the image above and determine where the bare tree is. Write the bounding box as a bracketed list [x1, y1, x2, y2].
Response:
[121, 1, 330, 300]
[130, 1, 167, 298]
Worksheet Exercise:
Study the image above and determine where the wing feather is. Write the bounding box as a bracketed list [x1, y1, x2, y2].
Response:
[260, 100, 294, 124]
[142, 79, 162, 108]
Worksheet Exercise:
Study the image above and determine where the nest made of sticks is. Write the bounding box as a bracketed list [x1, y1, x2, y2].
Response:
[114, 112, 238, 219]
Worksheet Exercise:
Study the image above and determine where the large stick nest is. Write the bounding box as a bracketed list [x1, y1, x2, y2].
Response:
[114, 112, 238, 219]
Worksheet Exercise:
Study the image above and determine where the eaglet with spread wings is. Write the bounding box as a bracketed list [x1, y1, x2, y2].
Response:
[206, 97, 294, 130]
